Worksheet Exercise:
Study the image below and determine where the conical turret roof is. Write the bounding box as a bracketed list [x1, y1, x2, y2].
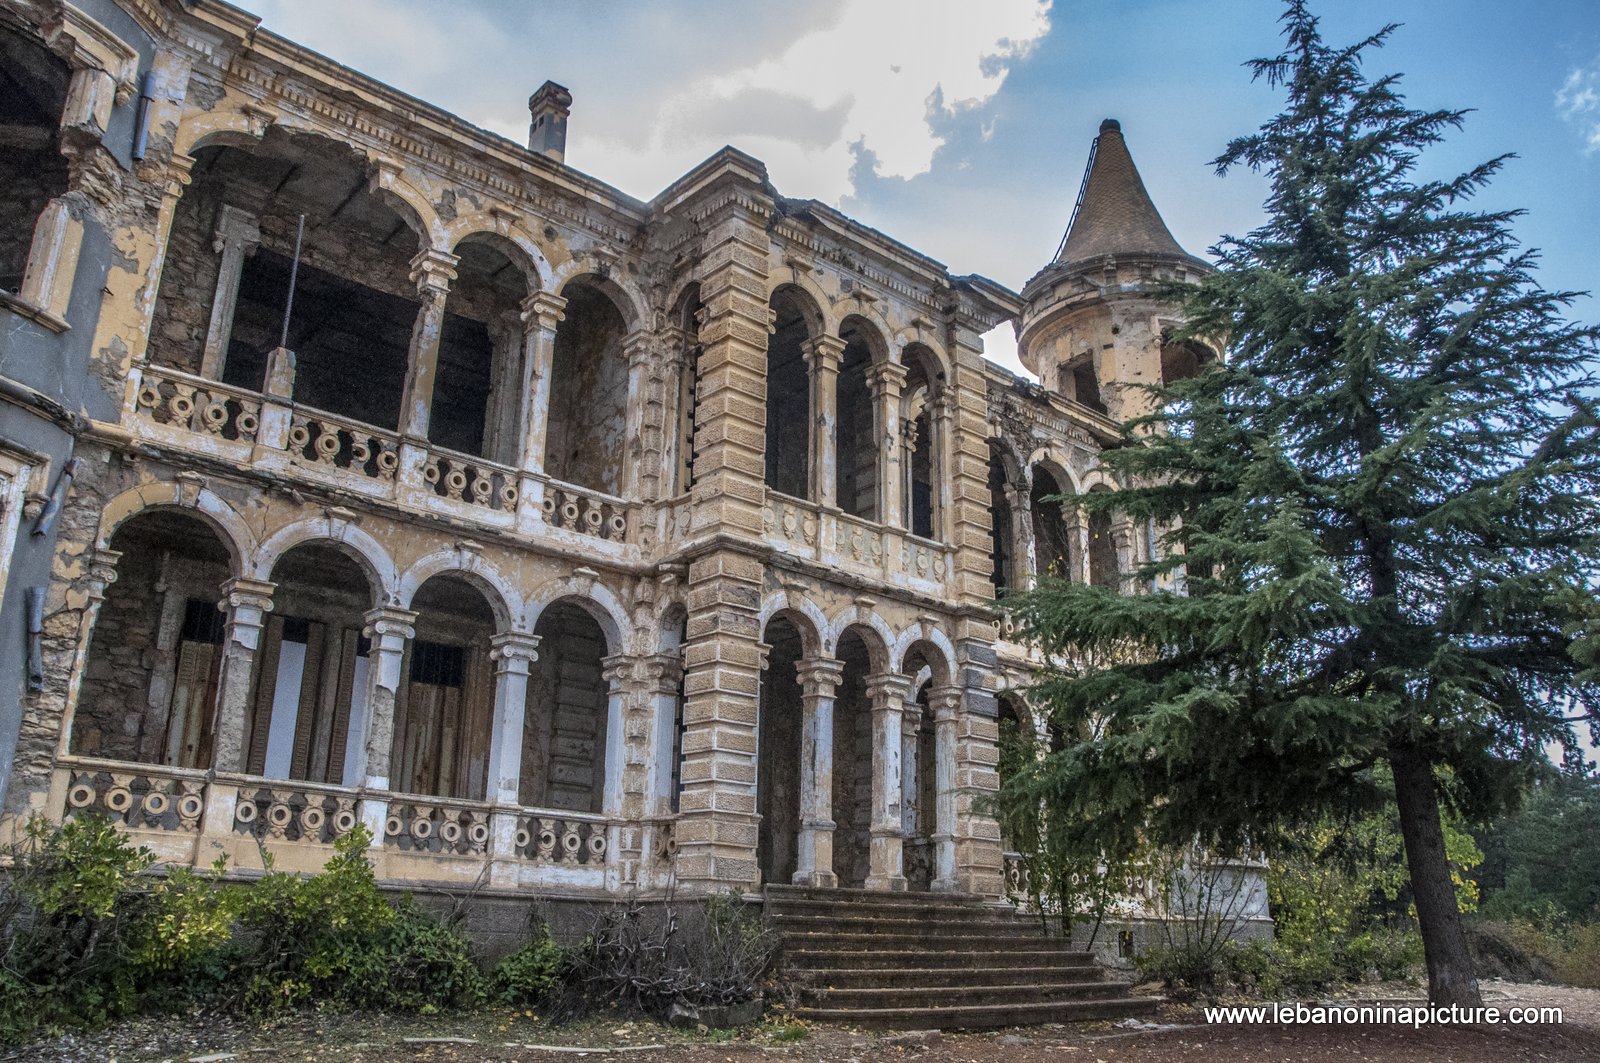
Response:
[1053, 118, 1195, 270]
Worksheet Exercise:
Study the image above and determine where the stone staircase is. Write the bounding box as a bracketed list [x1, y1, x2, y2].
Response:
[767, 884, 1157, 1029]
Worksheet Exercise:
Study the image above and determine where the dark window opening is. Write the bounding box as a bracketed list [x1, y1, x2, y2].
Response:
[1030, 467, 1075, 580]
[764, 290, 811, 499]
[409, 639, 466, 688]
[431, 313, 494, 456]
[1068, 360, 1106, 415]
[1089, 507, 1119, 589]
[548, 280, 629, 494]
[226, 247, 414, 429]
[836, 326, 877, 520]
[988, 447, 1014, 593]
[0, 28, 70, 293]
[180, 598, 227, 645]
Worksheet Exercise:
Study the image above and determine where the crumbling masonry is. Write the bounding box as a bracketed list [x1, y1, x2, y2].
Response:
[0, 0, 1267, 926]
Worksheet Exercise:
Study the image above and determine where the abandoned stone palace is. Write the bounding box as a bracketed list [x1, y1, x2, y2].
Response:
[0, 0, 1256, 921]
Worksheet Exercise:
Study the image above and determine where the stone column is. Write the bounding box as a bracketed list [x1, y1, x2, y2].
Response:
[1006, 479, 1037, 590]
[868, 362, 909, 528]
[1067, 504, 1089, 584]
[516, 291, 567, 473]
[793, 656, 845, 887]
[397, 248, 460, 440]
[900, 694, 922, 839]
[621, 330, 655, 499]
[199, 205, 261, 380]
[931, 387, 955, 541]
[1113, 517, 1137, 589]
[485, 632, 540, 804]
[350, 606, 417, 793]
[55, 548, 122, 761]
[927, 684, 963, 892]
[805, 335, 845, 508]
[16, 197, 84, 326]
[641, 652, 686, 815]
[209, 577, 275, 773]
[864, 672, 910, 891]
[599, 655, 635, 819]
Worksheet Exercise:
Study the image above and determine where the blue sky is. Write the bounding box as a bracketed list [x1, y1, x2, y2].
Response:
[239, 0, 1599, 376]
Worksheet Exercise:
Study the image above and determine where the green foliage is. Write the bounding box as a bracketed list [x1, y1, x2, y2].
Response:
[493, 923, 568, 1006]
[346, 900, 487, 1013]
[1476, 770, 1600, 926]
[1002, 0, 1599, 1001]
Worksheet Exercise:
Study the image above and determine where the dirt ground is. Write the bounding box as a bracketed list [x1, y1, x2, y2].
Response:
[7, 979, 1596, 1063]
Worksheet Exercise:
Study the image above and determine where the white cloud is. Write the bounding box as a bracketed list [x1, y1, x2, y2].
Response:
[981, 322, 1033, 381]
[1556, 57, 1600, 153]
[581, 0, 1051, 201]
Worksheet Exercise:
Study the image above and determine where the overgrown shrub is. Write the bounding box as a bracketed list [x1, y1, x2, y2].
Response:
[494, 922, 568, 1006]
[347, 900, 486, 1013]
[1466, 918, 1600, 988]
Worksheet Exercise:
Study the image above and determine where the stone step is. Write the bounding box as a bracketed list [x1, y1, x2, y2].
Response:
[771, 915, 1036, 941]
[778, 931, 1070, 951]
[800, 979, 1133, 1009]
[765, 884, 996, 908]
[793, 995, 1158, 1030]
[783, 947, 1097, 971]
[789, 965, 1112, 990]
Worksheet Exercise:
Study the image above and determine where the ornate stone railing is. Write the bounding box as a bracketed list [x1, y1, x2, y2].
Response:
[286, 410, 401, 481]
[513, 810, 609, 866]
[1003, 850, 1032, 903]
[382, 796, 492, 857]
[423, 448, 519, 513]
[542, 480, 632, 544]
[835, 511, 886, 568]
[763, 492, 822, 553]
[901, 532, 950, 582]
[134, 365, 262, 444]
[62, 758, 209, 834]
[233, 780, 360, 845]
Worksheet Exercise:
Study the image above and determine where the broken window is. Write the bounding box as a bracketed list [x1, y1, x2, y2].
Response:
[831, 627, 875, 888]
[836, 318, 880, 520]
[987, 444, 1015, 593]
[901, 345, 943, 540]
[1160, 338, 1210, 387]
[546, 278, 628, 494]
[393, 576, 496, 799]
[523, 600, 611, 813]
[1030, 466, 1077, 581]
[764, 287, 813, 500]
[1062, 356, 1107, 415]
[74, 511, 233, 768]
[0, 26, 70, 295]
[245, 544, 374, 786]
[674, 285, 703, 495]
[148, 130, 422, 434]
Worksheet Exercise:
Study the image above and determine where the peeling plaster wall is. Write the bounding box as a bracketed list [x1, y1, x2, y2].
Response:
[547, 283, 627, 494]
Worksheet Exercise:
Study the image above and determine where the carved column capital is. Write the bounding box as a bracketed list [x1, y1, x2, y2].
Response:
[927, 684, 963, 723]
[520, 290, 568, 334]
[219, 576, 275, 618]
[795, 655, 846, 698]
[802, 334, 846, 372]
[865, 671, 913, 708]
[600, 653, 643, 692]
[409, 247, 460, 299]
[866, 361, 909, 398]
[639, 651, 685, 695]
[489, 631, 541, 669]
[362, 606, 418, 644]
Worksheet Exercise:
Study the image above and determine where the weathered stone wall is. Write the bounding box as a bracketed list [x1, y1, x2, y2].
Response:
[547, 282, 628, 494]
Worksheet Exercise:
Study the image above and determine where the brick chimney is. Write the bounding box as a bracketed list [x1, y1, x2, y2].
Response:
[527, 81, 572, 164]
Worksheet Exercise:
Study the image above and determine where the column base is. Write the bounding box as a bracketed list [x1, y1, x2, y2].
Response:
[792, 869, 839, 888]
[864, 874, 908, 892]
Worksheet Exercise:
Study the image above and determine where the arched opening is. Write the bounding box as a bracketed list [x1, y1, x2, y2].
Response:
[836, 318, 879, 520]
[1087, 485, 1120, 589]
[393, 575, 497, 799]
[523, 600, 610, 812]
[243, 544, 374, 784]
[764, 287, 812, 500]
[0, 26, 69, 294]
[673, 285, 703, 496]
[148, 128, 423, 431]
[831, 627, 876, 888]
[434, 237, 529, 461]
[1060, 355, 1106, 415]
[995, 693, 1032, 854]
[900, 641, 946, 893]
[901, 345, 942, 540]
[547, 278, 628, 494]
[756, 614, 806, 885]
[1160, 338, 1211, 387]
[987, 443, 1015, 594]
[1030, 466, 1077, 581]
[74, 511, 233, 768]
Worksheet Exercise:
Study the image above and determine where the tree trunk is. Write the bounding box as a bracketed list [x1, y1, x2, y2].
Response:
[1389, 741, 1482, 1009]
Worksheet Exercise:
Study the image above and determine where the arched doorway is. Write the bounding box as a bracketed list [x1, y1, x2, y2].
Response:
[523, 600, 611, 813]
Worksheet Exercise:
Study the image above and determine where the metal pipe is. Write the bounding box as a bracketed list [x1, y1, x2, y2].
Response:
[279, 213, 305, 349]
[25, 587, 45, 691]
[131, 69, 156, 161]
[30, 456, 80, 538]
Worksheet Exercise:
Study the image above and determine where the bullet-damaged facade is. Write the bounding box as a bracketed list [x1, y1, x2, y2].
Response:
[0, 0, 1264, 922]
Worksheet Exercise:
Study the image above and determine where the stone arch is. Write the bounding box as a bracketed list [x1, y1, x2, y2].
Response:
[397, 549, 520, 633]
[526, 577, 628, 654]
[443, 219, 554, 292]
[759, 591, 828, 657]
[1026, 446, 1084, 496]
[765, 284, 824, 500]
[768, 274, 834, 338]
[552, 266, 648, 332]
[893, 329, 952, 380]
[95, 481, 253, 574]
[829, 612, 893, 675]
[252, 516, 398, 605]
[893, 629, 956, 686]
[838, 311, 891, 365]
